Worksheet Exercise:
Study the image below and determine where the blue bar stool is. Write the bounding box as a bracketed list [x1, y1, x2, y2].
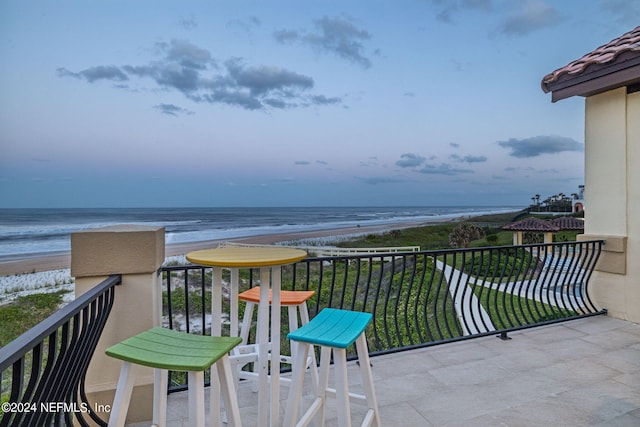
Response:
[105, 327, 243, 427]
[283, 308, 380, 427]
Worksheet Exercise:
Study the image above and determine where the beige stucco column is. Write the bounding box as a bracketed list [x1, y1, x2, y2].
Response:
[71, 224, 165, 424]
[578, 88, 640, 323]
[512, 231, 523, 246]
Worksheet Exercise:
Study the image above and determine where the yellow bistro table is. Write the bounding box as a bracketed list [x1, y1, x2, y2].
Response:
[186, 246, 308, 427]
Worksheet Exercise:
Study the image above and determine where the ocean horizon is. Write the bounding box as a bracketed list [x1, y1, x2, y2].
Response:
[0, 206, 522, 258]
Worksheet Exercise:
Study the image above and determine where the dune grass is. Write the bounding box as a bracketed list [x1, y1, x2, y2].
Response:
[0, 291, 67, 347]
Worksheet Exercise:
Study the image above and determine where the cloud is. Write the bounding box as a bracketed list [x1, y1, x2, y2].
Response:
[358, 176, 405, 185]
[417, 163, 473, 175]
[311, 95, 342, 106]
[396, 153, 426, 168]
[153, 103, 194, 116]
[432, 0, 493, 23]
[273, 29, 300, 44]
[449, 142, 460, 148]
[449, 154, 487, 163]
[180, 16, 198, 30]
[599, 0, 640, 26]
[359, 157, 380, 167]
[227, 16, 262, 40]
[56, 65, 129, 82]
[294, 160, 311, 165]
[274, 16, 374, 68]
[226, 60, 313, 95]
[499, 0, 562, 36]
[463, 0, 492, 11]
[58, 39, 342, 111]
[497, 135, 583, 158]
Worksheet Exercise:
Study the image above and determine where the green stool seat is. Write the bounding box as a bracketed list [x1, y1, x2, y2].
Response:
[106, 327, 242, 371]
[286, 308, 372, 349]
[106, 328, 243, 427]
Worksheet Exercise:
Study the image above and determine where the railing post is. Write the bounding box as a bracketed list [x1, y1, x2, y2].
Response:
[71, 224, 165, 424]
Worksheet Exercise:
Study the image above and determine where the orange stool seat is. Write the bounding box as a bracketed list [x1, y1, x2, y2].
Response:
[236, 287, 318, 391]
[239, 286, 316, 306]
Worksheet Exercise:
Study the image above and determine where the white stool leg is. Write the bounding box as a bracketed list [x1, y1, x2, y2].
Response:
[355, 334, 380, 427]
[210, 366, 221, 427]
[287, 305, 300, 367]
[188, 371, 205, 427]
[152, 368, 167, 427]
[333, 348, 352, 427]
[240, 302, 255, 345]
[283, 342, 310, 427]
[108, 361, 137, 427]
[217, 355, 243, 427]
[299, 304, 319, 391]
[237, 300, 257, 392]
[309, 346, 332, 427]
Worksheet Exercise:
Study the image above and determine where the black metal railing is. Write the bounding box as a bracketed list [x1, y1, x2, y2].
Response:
[161, 240, 604, 390]
[0, 275, 120, 427]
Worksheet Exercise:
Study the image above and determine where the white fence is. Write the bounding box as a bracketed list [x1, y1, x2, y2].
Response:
[218, 241, 420, 257]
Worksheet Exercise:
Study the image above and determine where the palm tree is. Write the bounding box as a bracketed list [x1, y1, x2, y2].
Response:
[448, 223, 484, 248]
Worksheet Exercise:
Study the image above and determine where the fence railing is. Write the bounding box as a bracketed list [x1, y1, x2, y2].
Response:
[0, 275, 120, 427]
[161, 240, 604, 390]
[217, 241, 421, 258]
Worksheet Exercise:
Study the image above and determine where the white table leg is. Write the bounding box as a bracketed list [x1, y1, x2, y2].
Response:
[257, 269, 270, 425]
[270, 266, 281, 427]
[230, 268, 239, 337]
[210, 267, 223, 427]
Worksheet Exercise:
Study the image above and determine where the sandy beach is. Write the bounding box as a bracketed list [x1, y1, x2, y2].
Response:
[0, 219, 440, 277]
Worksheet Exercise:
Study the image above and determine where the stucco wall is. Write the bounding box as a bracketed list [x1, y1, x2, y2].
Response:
[582, 88, 640, 323]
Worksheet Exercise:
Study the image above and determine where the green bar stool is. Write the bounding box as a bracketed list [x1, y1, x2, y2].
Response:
[283, 308, 380, 427]
[105, 327, 243, 427]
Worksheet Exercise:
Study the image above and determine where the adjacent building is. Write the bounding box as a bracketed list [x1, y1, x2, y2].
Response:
[542, 25, 640, 322]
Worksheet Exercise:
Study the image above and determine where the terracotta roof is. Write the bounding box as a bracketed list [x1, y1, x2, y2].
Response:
[502, 217, 560, 232]
[550, 216, 585, 230]
[541, 26, 640, 101]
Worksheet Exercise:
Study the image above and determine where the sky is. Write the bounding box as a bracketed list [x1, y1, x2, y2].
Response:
[1, 1, 638, 208]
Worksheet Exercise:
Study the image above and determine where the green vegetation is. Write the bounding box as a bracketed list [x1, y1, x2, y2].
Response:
[337, 211, 522, 250]
[471, 285, 577, 328]
[461, 247, 535, 283]
[286, 257, 461, 349]
[448, 223, 484, 248]
[0, 291, 68, 347]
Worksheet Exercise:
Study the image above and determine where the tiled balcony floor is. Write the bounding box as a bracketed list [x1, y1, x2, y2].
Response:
[129, 315, 640, 426]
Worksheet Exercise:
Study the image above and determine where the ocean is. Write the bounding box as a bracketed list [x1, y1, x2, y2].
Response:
[0, 206, 520, 258]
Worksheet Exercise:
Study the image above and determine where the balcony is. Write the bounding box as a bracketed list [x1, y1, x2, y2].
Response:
[153, 315, 640, 426]
[2, 239, 640, 426]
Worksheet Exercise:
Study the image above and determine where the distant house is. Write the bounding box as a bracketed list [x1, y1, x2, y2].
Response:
[572, 185, 584, 213]
[542, 26, 640, 323]
[502, 216, 583, 245]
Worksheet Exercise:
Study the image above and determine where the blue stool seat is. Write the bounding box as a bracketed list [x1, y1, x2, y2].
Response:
[284, 308, 380, 427]
[286, 308, 372, 349]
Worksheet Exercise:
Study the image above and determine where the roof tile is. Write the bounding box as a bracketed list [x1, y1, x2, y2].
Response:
[542, 25, 640, 92]
[502, 217, 560, 232]
[550, 216, 585, 230]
